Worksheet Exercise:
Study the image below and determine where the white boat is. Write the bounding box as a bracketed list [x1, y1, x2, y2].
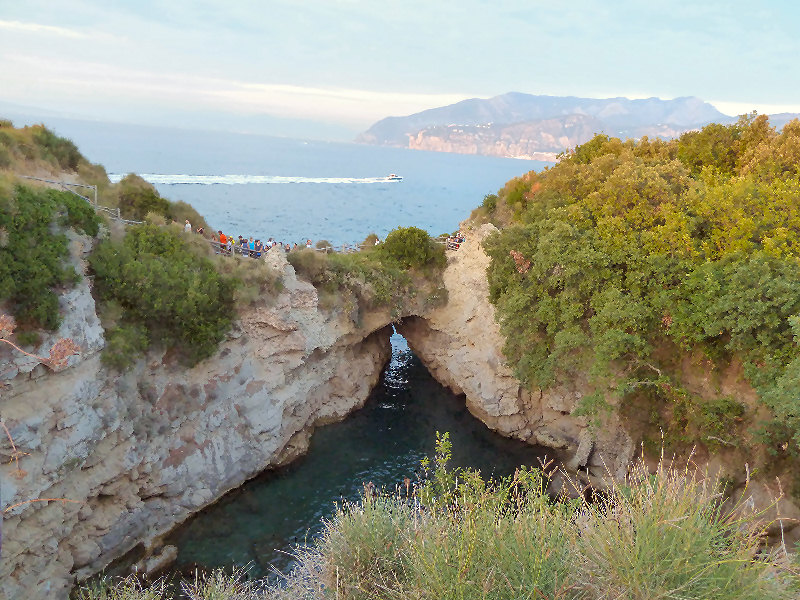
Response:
[386, 173, 403, 181]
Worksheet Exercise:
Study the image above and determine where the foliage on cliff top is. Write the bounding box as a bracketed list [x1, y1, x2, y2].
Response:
[288, 226, 446, 318]
[483, 114, 800, 458]
[89, 224, 237, 367]
[0, 181, 100, 335]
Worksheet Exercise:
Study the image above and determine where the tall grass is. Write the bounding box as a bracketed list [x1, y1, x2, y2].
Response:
[570, 459, 786, 599]
[75, 442, 798, 600]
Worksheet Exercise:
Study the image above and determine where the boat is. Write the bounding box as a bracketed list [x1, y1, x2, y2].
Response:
[386, 173, 403, 181]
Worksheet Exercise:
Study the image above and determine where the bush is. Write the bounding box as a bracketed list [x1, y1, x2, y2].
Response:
[0, 184, 100, 331]
[571, 460, 781, 600]
[31, 125, 82, 171]
[90, 224, 236, 366]
[361, 233, 379, 247]
[378, 226, 445, 270]
[76, 441, 800, 598]
[101, 324, 149, 370]
[484, 120, 800, 457]
[116, 174, 170, 221]
[481, 192, 498, 212]
[165, 200, 209, 233]
[0, 145, 11, 169]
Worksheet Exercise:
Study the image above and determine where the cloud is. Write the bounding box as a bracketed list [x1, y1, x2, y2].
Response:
[710, 101, 800, 117]
[1, 54, 470, 125]
[0, 19, 89, 39]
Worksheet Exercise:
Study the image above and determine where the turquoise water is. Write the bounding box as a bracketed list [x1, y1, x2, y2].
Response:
[165, 334, 548, 577]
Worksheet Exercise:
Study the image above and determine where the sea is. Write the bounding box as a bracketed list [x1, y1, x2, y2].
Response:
[37, 118, 549, 246]
[31, 118, 553, 581]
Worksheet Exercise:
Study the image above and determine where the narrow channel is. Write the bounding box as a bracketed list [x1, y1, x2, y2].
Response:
[165, 332, 548, 577]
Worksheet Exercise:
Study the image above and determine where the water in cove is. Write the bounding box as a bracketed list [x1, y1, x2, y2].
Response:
[165, 334, 549, 578]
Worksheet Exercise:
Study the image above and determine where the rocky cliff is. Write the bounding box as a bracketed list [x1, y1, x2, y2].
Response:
[0, 246, 394, 599]
[2, 221, 797, 599]
[398, 223, 634, 482]
[401, 222, 800, 544]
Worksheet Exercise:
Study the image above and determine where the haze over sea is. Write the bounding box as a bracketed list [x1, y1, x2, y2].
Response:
[50, 120, 549, 244]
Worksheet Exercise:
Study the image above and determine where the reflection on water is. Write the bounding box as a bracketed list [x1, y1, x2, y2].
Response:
[166, 333, 547, 577]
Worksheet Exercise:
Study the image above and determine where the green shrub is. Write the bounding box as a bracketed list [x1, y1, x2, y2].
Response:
[164, 200, 209, 233]
[361, 232, 379, 247]
[90, 224, 236, 366]
[0, 145, 11, 169]
[101, 324, 149, 370]
[73, 440, 800, 598]
[287, 249, 329, 281]
[485, 119, 800, 456]
[572, 460, 783, 600]
[116, 175, 170, 221]
[31, 125, 82, 171]
[74, 575, 165, 599]
[0, 184, 100, 331]
[481, 192, 498, 212]
[378, 226, 445, 270]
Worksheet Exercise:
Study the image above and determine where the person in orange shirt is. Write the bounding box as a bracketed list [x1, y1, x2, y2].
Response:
[217, 230, 228, 255]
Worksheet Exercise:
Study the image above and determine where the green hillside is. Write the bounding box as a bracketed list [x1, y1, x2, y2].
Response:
[480, 114, 800, 489]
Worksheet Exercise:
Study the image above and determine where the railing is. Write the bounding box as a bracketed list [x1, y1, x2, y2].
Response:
[15, 174, 144, 225]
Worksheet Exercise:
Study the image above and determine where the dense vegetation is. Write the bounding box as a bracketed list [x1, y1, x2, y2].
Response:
[480, 115, 800, 471]
[288, 226, 447, 318]
[89, 224, 240, 368]
[77, 437, 799, 599]
[0, 180, 100, 341]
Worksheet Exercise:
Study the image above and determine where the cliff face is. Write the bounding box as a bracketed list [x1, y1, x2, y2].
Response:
[406, 117, 706, 161]
[398, 223, 634, 482]
[0, 247, 392, 599]
[400, 223, 800, 543]
[3, 222, 798, 598]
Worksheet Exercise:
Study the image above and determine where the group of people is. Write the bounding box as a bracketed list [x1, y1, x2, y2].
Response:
[446, 231, 465, 251]
[213, 231, 315, 258]
[182, 219, 464, 258]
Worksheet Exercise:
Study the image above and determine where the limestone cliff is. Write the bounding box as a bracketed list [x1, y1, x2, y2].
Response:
[2, 221, 797, 599]
[398, 223, 634, 482]
[400, 222, 800, 543]
[0, 247, 392, 599]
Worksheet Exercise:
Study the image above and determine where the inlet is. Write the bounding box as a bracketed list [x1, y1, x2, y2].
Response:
[164, 331, 549, 577]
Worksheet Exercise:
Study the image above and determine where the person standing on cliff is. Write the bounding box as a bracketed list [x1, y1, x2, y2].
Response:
[184, 219, 192, 233]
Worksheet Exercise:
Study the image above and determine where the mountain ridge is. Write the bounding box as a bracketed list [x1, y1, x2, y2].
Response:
[356, 92, 800, 159]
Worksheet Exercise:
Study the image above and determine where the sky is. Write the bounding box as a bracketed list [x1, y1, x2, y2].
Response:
[2, 0, 800, 140]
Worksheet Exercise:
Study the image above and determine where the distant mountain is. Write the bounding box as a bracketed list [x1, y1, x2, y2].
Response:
[356, 93, 733, 160]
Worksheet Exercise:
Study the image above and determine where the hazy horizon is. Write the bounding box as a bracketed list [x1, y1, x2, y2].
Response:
[3, 1, 800, 141]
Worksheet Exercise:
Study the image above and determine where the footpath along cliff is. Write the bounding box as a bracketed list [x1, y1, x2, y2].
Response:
[2, 221, 798, 599]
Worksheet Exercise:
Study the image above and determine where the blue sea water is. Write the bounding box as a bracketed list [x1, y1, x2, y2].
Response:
[49, 120, 547, 245]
